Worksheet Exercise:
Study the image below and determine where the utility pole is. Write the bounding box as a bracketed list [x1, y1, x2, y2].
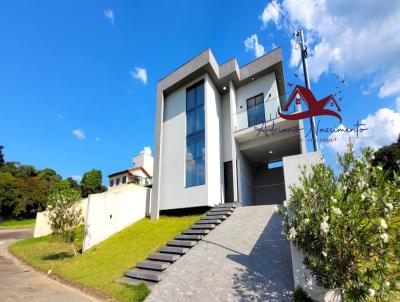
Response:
[297, 29, 318, 152]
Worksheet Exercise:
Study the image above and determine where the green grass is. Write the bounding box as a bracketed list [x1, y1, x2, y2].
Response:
[0, 218, 35, 229]
[9, 213, 203, 302]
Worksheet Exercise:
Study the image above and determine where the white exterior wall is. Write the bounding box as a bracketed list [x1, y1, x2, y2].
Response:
[109, 172, 130, 187]
[33, 198, 88, 238]
[205, 74, 223, 205]
[235, 73, 280, 131]
[133, 153, 154, 176]
[83, 184, 149, 251]
[159, 76, 209, 210]
[237, 151, 253, 206]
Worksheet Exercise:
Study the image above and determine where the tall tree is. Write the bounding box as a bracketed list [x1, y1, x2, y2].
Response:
[372, 135, 400, 179]
[80, 169, 106, 198]
[0, 145, 4, 166]
[0, 172, 18, 219]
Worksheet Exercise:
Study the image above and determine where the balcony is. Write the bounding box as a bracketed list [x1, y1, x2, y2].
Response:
[233, 94, 296, 132]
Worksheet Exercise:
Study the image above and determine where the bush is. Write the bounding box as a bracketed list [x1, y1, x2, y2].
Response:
[47, 188, 82, 256]
[277, 145, 400, 301]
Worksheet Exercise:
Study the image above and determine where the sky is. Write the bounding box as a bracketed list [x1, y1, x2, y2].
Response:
[0, 0, 399, 183]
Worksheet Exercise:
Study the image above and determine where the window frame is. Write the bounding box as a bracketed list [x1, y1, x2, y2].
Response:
[246, 93, 265, 127]
[110, 179, 114, 187]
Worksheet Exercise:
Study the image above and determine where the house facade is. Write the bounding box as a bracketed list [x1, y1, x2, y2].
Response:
[150, 48, 306, 220]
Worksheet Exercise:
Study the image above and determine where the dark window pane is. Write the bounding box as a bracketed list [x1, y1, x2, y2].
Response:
[122, 176, 127, 184]
[195, 82, 204, 106]
[187, 88, 196, 110]
[187, 110, 196, 135]
[247, 94, 265, 127]
[186, 140, 196, 161]
[196, 107, 205, 131]
[186, 160, 195, 187]
[110, 180, 114, 187]
[116, 178, 120, 185]
[195, 134, 205, 159]
[196, 159, 205, 185]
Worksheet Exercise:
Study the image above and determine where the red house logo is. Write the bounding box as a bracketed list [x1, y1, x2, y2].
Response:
[278, 85, 342, 122]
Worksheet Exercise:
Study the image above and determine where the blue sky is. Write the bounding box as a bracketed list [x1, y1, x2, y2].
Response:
[0, 1, 399, 182]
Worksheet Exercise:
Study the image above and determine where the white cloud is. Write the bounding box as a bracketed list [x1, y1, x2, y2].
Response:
[396, 97, 400, 112]
[72, 129, 86, 140]
[71, 175, 82, 181]
[260, 0, 400, 98]
[104, 9, 114, 25]
[244, 34, 266, 58]
[259, 0, 281, 28]
[95, 137, 100, 143]
[326, 108, 400, 153]
[130, 67, 147, 84]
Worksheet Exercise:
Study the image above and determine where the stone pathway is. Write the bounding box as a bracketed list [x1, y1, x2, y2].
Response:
[146, 205, 294, 302]
[0, 228, 98, 302]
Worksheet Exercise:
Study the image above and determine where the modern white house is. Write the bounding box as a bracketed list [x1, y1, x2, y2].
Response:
[150, 48, 307, 220]
[108, 147, 154, 188]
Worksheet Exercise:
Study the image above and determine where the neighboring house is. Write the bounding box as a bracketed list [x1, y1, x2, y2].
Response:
[150, 48, 307, 220]
[108, 147, 153, 188]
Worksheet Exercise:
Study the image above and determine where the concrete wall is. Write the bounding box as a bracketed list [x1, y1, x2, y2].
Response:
[221, 93, 232, 163]
[283, 151, 338, 301]
[33, 198, 88, 238]
[83, 184, 149, 251]
[237, 151, 253, 206]
[159, 74, 223, 210]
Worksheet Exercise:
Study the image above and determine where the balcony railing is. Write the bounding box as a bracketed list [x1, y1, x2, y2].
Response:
[129, 175, 152, 187]
[233, 94, 296, 132]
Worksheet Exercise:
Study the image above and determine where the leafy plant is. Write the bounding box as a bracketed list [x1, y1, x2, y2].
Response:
[294, 286, 316, 302]
[47, 188, 83, 256]
[277, 145, 400, 301]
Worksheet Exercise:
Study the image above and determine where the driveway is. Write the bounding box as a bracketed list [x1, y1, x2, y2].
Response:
[146, 205, 294, 302]
[0, 228, 97, 302]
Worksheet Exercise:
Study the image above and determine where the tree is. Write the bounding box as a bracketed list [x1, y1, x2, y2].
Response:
[372, 135, 400, 180]
[0, 172, 18, 219]
[65, 177, 80, 190]
[278, 145, 400, 301]
[80, 169, 106, 198]
[0, 145, 4, 166]
[47, 188, 82, 256]
[14, 177, 48, 218]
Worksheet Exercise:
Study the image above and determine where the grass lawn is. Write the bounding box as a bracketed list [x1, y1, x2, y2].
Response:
[0, 218, 36, 229]
[9, 212, 203, 302]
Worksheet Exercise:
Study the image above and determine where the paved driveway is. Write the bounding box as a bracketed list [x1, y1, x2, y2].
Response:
[146, 205, 294, 302]
[0, 228, 97, 302]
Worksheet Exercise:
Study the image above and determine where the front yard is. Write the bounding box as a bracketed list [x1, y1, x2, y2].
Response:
[9, 213, 203, 302]
[0, 218, 35, 229]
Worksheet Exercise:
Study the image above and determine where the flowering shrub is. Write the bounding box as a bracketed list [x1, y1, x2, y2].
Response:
[278, 145, 400, 301]
[47, 188, 82, 256]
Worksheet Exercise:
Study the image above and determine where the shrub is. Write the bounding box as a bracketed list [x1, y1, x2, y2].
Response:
[47, 188, 82, 256]
[277, 145, 400, 301]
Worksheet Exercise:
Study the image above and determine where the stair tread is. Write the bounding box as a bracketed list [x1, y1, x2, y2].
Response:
[210, 208, 233, 213]
[191, 224, 216, 229]
[182, 229, 210, 235]
[158, 246, 189, 254]
[137, 260, 170, 270]
[175, 234, 203, 240]
[115, 276, 157, 288]
[167, 240, 197, 247]
[197, 219, 221, 224]
[203, 215, 227, 220]
[124, 268, 165, 282]
[148, 252, 180, 262]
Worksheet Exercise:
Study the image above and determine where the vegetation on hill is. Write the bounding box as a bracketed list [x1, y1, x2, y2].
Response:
[0, 145, 106, 220]
[10, 213, 203, 302]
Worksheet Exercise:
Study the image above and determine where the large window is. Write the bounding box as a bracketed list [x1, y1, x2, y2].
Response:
[186, 80, 205, 187]
[247, 94, 265, 127]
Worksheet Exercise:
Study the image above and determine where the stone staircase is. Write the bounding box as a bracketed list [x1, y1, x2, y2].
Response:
[116, 203, 237, 286]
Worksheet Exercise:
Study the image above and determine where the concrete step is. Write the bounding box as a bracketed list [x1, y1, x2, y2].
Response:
[136, 260, 170, 271]
[215, 203, 238, 208]
[182, 229, 210, 235]
[148, 252, 180, 262]
[167, 240, 197, 247]
[203, 215, 227, 220]
[115, 276, 157, 288]
[207, 210, 232, 216]
[196, 219, 221, 224]
[191, 224, 216, 229]
[175, 234, 203, 241]
[124, 268, 164, 282]
[158, 246, 189, 254]
[210, 208, 233, 213]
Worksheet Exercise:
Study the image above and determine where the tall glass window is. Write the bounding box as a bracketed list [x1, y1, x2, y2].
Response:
[186, 80, 205, 187]
[247, 94, 265, 127]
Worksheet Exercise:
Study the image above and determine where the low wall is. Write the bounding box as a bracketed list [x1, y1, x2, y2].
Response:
[82, 184, 151, 252]
[33, 198, 88, 238]
[283, 152, 340, 301]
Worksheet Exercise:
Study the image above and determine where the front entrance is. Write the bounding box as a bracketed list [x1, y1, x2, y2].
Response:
[224, 161, 234, 203]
